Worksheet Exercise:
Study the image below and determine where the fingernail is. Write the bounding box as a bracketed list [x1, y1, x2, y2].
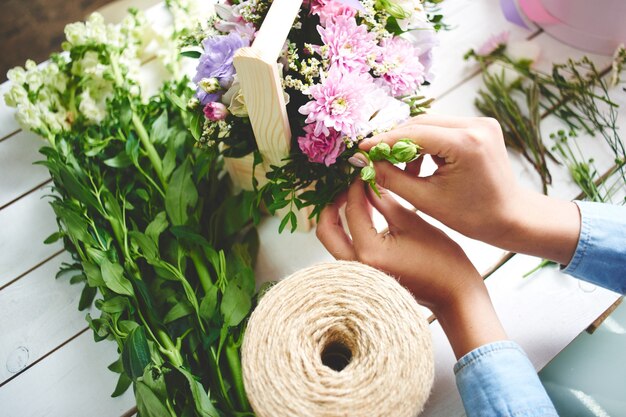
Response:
[348, 154, 368, 168]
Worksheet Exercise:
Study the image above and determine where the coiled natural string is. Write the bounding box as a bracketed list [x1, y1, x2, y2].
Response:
[242, 261, 434, 417]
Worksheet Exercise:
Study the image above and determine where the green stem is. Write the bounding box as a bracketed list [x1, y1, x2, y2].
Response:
[132, 113, 166, 188]
[225, 340, 250, 411]
[190, 249, 213, 293]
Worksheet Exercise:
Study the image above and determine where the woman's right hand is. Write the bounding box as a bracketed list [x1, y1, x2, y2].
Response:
[359, 114, 581, 265]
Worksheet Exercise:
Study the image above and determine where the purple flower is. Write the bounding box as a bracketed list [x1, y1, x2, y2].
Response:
[299, 65, 384, 140]
[203, 102, 229, 121]
[297, 124, 345, 166]
[477, 31, 510, 56]
[318, 15, 379, 74]
[193, 32, 249, 104]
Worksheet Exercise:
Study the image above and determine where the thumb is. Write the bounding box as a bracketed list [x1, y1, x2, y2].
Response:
[373, 161, 434, 213]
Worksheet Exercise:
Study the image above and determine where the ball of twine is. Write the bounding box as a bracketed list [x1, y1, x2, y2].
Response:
[242, 261, 434, 417]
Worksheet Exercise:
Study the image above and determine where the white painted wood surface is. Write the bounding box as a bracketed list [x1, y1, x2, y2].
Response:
[0, 1, 623, 416]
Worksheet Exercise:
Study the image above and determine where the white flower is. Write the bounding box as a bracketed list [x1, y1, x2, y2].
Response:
[3, 85, 28, 107]
[79, 90, 106, 123]
[364, 96, 410, 136]
[222, 78, 248, 117]
[7, 67, 26, 85]
[15, 102, 44, 131]
[393, 0, 430, 31]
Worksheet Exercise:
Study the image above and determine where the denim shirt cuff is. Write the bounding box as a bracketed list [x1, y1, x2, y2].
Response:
[454, 341, 558, 417]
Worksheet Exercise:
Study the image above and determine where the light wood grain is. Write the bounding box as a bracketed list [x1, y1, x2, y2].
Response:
[0, 330, 135, 417]
[251, 0, 303, 63]
[0, 187, 62, 289]
[0, 131, 50, 209]
[0, 253, 87, 384]
[233, 48, 292, 167]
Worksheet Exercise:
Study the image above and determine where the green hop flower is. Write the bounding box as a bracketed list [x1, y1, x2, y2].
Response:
[391, 139, 420, 163]
[369, 142, 391, 162]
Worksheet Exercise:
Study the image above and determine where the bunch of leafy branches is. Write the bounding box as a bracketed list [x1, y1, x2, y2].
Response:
[6, 11, 261, 417]
[466, 45, 626, 194]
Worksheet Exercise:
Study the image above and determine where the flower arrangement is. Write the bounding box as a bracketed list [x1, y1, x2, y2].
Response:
[182, 0, 444, 230]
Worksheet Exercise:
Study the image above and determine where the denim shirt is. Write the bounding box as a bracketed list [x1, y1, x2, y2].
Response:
[455, 201, 626, 417]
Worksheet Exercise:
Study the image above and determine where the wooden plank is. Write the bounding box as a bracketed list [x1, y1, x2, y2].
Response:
[421, 253, 621, 417]
[0, 130, 50, 209]
[0, 186, 62, 289]
[0, 253, 88, 384]
[0, 331, 135, 417]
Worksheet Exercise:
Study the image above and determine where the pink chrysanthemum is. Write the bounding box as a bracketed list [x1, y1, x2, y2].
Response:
[299, 65, 382, 139]
[297, 124, 345, 166]
[376, 36, 425, 97]
[476, 31, 510, 56]
[318, 15, 379, 74]
[310, 0, 358, 26]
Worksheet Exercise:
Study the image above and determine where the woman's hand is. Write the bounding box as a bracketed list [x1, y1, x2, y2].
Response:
[316, 179, 508, 358]
[359, 114, 581, 265]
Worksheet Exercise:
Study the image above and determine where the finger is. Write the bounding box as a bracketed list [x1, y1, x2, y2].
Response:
[345, 179, 379, 251]
[372, 161, 435, 213]
[396, 113, 478, 129]
[404, 155, 424, 177]
[366, 186, 416, 231]
[317, 195, 357, 260]
[359, 124, 461, 163]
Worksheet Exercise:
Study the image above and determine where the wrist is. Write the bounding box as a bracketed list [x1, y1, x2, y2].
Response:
[496, 189, 581, 265]
[433, 280, 508, 360]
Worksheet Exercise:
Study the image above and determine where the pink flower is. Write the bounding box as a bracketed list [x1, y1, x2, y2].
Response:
[310, 0, 358, 26]
[476, 31, 510, 56]
[318, 16, 378, 74]
[203, 102, 228, 121]
[299, 65, 383, 140]
[297, 124, 345, 166]
[376, 36, 425, 97]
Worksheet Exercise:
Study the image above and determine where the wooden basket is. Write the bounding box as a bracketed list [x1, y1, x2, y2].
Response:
[225, 0, 314, 231]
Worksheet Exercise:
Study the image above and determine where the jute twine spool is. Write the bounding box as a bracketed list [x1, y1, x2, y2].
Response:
[242, 261, 434, 417]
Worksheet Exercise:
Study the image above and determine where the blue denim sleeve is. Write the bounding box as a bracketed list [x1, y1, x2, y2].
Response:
[562, 201, 626, 294]
[455, 341, 558, 417]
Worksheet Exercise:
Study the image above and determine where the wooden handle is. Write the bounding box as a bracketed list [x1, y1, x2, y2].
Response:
[252, 0, 304, 62]
[233, 48, 291, 167]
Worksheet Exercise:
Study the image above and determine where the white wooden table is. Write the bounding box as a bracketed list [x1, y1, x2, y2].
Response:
[0, 1, 623, 416]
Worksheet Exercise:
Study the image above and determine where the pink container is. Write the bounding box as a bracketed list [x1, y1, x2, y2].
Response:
[514, 0, 626, 55]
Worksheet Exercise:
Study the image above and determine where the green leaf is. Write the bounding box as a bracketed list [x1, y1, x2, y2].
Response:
[101, 259, 134, 296]
[135, 380, 170, 417]
[83, 262, 105, 287]
[178, 367, 220, 417]
[164, 301, 193, 323]
[111, 372, 132, 397]
[145, 211, 168, 244]
[126, 132, 140, 165]
[122, 326, 151, 380]
[130, 231, 159, 264]
[99, 296, 130, 314]
[165, 158, 198, 226]
[108, 357, 124, 373]
[180, 50, 202, 59]
[221, 281, 251, 327]
[199, 286, 219, 323]
[44, 231, 62, 244]
[190, 111, 203, 141]
[150, 111, 169, 144]
[104, 152, 133, 168]
[167, 91, 188, 111]
[78, 284, 97, 310]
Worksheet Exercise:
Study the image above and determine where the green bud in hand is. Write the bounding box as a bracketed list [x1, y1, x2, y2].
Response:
[391, 139, 420, 163]
[360, 165, 376, 182]
[369, 142, 391, 161]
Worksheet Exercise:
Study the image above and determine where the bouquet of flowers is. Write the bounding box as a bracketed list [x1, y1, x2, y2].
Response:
[183, 0, 444, 230]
